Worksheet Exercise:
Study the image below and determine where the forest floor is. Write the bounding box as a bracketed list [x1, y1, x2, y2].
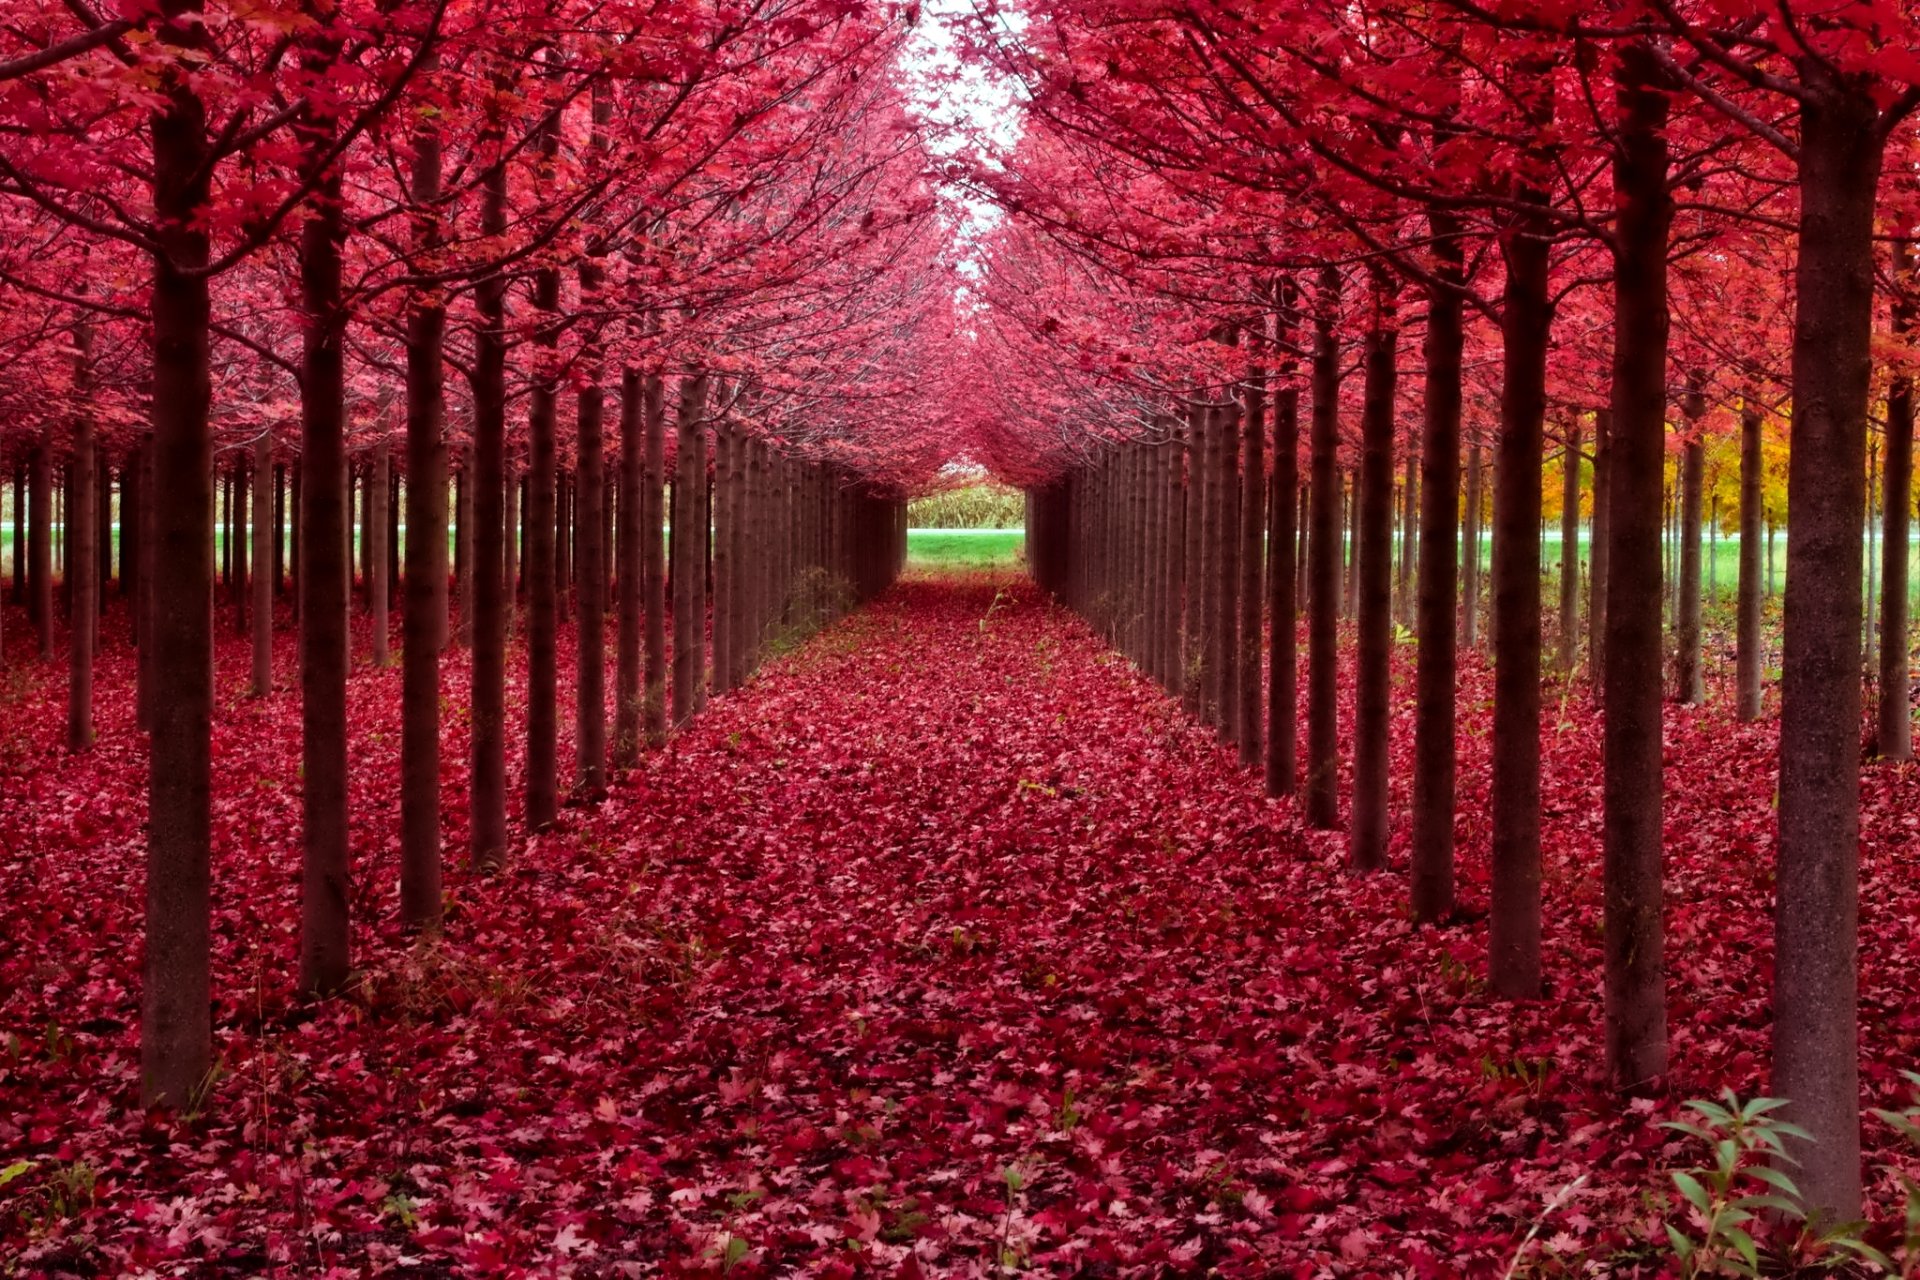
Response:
[3, 575, 1920, 1277]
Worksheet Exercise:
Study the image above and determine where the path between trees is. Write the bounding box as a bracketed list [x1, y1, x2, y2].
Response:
[5, 575, 1920, 1274]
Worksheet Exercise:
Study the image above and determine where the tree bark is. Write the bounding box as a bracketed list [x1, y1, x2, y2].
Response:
[68, 331, 96, 752]
[468, 137, 509, 872]
[1737, 399, 1766, 723]
[1462, 442, 1483, 650]
[614, 368, 644, 768]
[1412, 221, 1464, 924]
[251, 431, 273, 696]
[1559, 420, 1582, 672]
[672, 373, 709, 725]
[1267, 286, 1299, 799]
[1878, 237, 1914, 758]
[29, 442, 52, 658]
[1350, 279, 1398, 873]
[642, 374, 668, 745]
[1488, 109, 1552, 1000]
[1239, 346, 1265, 768]
[524, 223, 561, 830]
[1603, 43, 1673, 1091]
[1590, 409, 1612, 688]
[1306, 265, 1342, 829]
[142, 0, 215, 1102]
[1773, 78, 1883, 1222]
[1676, 386, 1706, 705]
[369, 439, 390, 667]
[296, 145, 351, 997]
[576, 359, 607, 791]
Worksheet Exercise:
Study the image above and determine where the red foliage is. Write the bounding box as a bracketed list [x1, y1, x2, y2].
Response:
[3, 582, 1919, 1275]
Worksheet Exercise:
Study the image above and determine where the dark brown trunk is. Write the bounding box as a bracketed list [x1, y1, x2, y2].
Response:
[1602, 44, 1673, 1091]
[1178, 407, 1202, 710]
[1488, 113, 1552, 1000]
[142, 0, 215, 1106]
[1559, 420, 1582, 671]
[672, 373, 709, 724]
[575, 353, 607, 792]
[68, 323, 96, 752]
[1267, 290, 1300, 797]
[1676, 386, 1706, 704]
[1462, 442, 1483, 649]
[468, 139, 509, 872]
[642, 374, 668, 745]
[400, 96, 446, 924]
[1878, 238, 1914, 757]
[614, 368, 644, 767]
[251, 431, 273, 696]
[369, 438, 390, 667]
[1305, 264, 1343, 828]
[1412, 222, 1464, 924]
[1737, 399, 1766, 722]
[29, 442, 52, 657]
[712, 421, 735, 693]
[524, 217, 561, 828]
[1351, 280, 1398, 872]
[1238, 361, 1264, 766]
[297, 132, 351, 996]
[1773, 77, 1884, 1222]
[1590, 409, 1612, 688]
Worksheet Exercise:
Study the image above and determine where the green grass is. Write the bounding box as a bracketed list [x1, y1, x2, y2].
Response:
[907, 528, 1024, 570]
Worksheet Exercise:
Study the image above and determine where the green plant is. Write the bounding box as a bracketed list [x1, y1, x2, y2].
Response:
[1869, 1070, 1920, 1277]
[1660, 1090, 1887, 1276]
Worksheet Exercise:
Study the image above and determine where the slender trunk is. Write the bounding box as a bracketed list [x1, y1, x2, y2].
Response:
[369, 438, 390, 667]
[1488, 104, 1553, 999]
[524, 213, 561, 828]
[296, 142, 351, 997]
[1267, 287, 1299, 798]
[1737, 399, 1766, 722]
[1676, 386, 1706, 704]
[1463, 442, 1483, 649]
[1179, 407, 1203, 710]
[1590, 408, 1613, 689]
[1305, 265, 1343, 828]
[400, 87, 445, 926]
[251, 431, 273, 696]
[1559, 420, 1582, 671]
[576, 364, 607, 792]
[1412, 221, 1464, 924]
[614, 368, 644, 767]
[29, 443, 52, 658]
[672, 373, 709, 724]
[1773, 79, 1883, 1222]
[1879, 238, 1914, 757]
[142, 0, 215, 1102]
[712, 421, 735, 694]
[468, 135, 509, 872]
[1351, 281, 1398, 873]
[1239, 359, 1265, 767]
[1603, 43, 1673, 1091]
[68, 323, 96, 752]
[642, 374, 668, 745]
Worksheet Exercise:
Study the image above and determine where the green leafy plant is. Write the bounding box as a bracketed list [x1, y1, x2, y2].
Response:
[1660, 1090, 1887, 1276]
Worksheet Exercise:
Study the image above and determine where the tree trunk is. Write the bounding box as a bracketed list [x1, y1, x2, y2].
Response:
[1462, 442, 1483, 650]
[1590, 408, 1612, 688]
[29, 442, 52, 658]
[614, 368, 644, 768]
[672, 373, 710, 724]
[1351, 280, 1398, 873]
[468, 142, 509, 872]
[1412, 222, 1464, 924]
[1488, 120, 1552, 1000]
[1676, 387, 1706, 704]
[524, 234, 561, 829]
[369, 439, 390, 667]
[1878, 237, 1914, 758]
[142, 8, 216, 1102]
[1738, 399, 1766, 723]
[1305, 265, 1342, 829]
[643, 374, 668, 745]
[1559, 420, 1581, 671]
[1773, 78, 1884, 1222]
[1267, 287, 1299, 798]
[68, 328, 96, 752]
[401, 99, 446, 926]
[1239, 353, 1265, 768]
[712, 421, 735, 694]
[1602, 42, 1672, 1091]
[576, 351, 608, 792]
[297, 143, 351, 997]
[251, 431, 273, 696]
